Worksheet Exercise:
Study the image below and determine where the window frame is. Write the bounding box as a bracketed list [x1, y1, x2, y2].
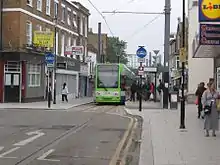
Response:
[61, 4, 66, 23]
[72, 13, 77, 28]
[37, 0, 42, 11]
[26, 21, 32, 45]
[27, 0, 33, 7]
[28, 64, 41, 87]
[61, 34, 65, 56]
[54, 1, 58, 18]
[46, 0, 51, 15]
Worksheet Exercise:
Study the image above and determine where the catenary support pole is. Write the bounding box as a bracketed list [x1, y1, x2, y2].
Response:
[53, 26, 57, 104]
[98, 22, 102, 63]
[163, 0, 171, 109]
[180, 0, 186, 129]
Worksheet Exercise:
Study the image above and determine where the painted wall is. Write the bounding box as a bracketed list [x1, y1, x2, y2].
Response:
[188, 1, 213, 98]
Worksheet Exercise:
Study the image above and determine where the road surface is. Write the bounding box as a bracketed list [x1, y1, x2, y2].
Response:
[0, 104, 141, 165]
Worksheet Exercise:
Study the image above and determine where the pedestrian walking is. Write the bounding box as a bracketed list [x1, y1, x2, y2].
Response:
[130, 81, 137, 102]
[195, 82, 206, 119]
[61, 82, 69, 102]
[202, 82, 219, 137]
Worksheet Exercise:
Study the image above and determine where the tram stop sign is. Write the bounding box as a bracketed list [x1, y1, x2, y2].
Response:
[45, 52, 55, 68]
[136, 46, 147, 58]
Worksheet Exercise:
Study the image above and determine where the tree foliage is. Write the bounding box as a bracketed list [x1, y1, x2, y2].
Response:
[106, 37, 128, 64]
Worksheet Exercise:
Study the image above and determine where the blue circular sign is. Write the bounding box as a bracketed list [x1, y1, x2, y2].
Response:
[45, 52, 55, 65]
[136, 47, 147, 58]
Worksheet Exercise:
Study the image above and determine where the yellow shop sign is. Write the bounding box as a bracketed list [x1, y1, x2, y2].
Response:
[201, 0, 220, 20]
[33, 31, 54, 48]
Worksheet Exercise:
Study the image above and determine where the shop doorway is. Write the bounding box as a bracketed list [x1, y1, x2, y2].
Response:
[4, 62, 21, 102]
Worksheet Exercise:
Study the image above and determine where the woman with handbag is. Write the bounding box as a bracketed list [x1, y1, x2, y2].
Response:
[202, 82, 219, 137]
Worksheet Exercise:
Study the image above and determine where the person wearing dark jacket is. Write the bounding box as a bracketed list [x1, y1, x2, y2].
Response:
[130, 81, 137, 102]
[195, 82, 206, 118]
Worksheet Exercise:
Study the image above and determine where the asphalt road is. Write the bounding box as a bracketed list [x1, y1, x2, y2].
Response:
[0, 104, 139, 165]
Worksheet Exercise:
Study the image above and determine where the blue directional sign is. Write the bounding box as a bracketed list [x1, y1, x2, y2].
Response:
[136, 46, 147, 58]
[45, 52, 55, 68]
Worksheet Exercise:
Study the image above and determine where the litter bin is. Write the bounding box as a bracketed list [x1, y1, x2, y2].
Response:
[169, 91, 178, 109]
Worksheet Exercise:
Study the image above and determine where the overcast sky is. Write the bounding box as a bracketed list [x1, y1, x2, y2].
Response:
[76, 0, 184, 56]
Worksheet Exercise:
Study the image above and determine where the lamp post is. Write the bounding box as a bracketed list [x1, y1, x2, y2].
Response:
[53, 18, 57, 104]
[180, 0, 186, 129]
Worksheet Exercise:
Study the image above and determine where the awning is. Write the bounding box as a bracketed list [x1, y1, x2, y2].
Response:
[193, 24, 220, 58]
[193, 43, 220, 58]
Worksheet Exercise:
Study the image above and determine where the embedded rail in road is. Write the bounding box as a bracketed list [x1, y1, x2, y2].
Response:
[0, 105, 140, 165]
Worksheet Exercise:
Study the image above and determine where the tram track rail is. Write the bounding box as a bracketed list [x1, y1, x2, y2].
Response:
[15, 105, 118, 165]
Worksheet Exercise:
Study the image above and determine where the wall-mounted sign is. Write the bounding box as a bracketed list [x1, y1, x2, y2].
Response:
[65, 46, 84, 56]
[199, 24, 220, 45]
[34, 31, 54, 47]
[56, 62, 66, 69]
[199, 0, 220, 22]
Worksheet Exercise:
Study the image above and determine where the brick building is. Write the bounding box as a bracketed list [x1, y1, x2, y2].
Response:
[88, 28, 107, 63]
[0, 0, 89, 102]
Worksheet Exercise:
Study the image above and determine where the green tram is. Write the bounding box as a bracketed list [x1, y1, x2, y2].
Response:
[94, 63, 136, 105]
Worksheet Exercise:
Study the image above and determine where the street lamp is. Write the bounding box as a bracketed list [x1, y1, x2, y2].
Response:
[53, 17, 58, 104]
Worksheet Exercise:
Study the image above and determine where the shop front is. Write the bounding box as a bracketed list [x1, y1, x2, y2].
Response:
[0, 51, 45, 103]
[55, 56, 80, 100]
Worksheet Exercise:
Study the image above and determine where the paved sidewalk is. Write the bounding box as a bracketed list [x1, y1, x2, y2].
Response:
[125, 101, 162, 109]
[0, 97, 94, 110]
[125, 104, 220, 165]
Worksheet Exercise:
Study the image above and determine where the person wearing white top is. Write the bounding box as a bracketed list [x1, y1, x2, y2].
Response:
[61, 83, 68, 102]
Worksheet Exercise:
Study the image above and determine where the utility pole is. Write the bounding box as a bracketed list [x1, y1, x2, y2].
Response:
[163, 0, 171, 109]
[180, 0, 186, 129]
[98, 22, 102, 63]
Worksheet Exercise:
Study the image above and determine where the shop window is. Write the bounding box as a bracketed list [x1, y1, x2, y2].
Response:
[28, 64, 41, 87]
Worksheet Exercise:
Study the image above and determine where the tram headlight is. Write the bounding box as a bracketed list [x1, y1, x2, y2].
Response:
[114, 92, 119, 96]
[96, 92, 101, 96]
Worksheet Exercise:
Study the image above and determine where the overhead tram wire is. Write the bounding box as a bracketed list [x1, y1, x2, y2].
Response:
[111, 0, 137, 15]
[126, 14, 162, 40]
[86, 0, 114, 36]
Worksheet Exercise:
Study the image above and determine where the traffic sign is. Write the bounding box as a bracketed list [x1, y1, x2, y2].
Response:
[136, 46, 147, 58]
[138, 58, 145, 63]
[138, 66, 144, 71]
[138, 70, 144, 76]
[153, 50, 160, 55]
[45, 52, 55, 68]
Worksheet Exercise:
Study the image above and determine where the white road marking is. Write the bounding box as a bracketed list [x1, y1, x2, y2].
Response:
[0, 147, 20, 158]
[0, 147, 4, 152]
[37, 149, 60, 162]
[13, 130, 45, 146]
